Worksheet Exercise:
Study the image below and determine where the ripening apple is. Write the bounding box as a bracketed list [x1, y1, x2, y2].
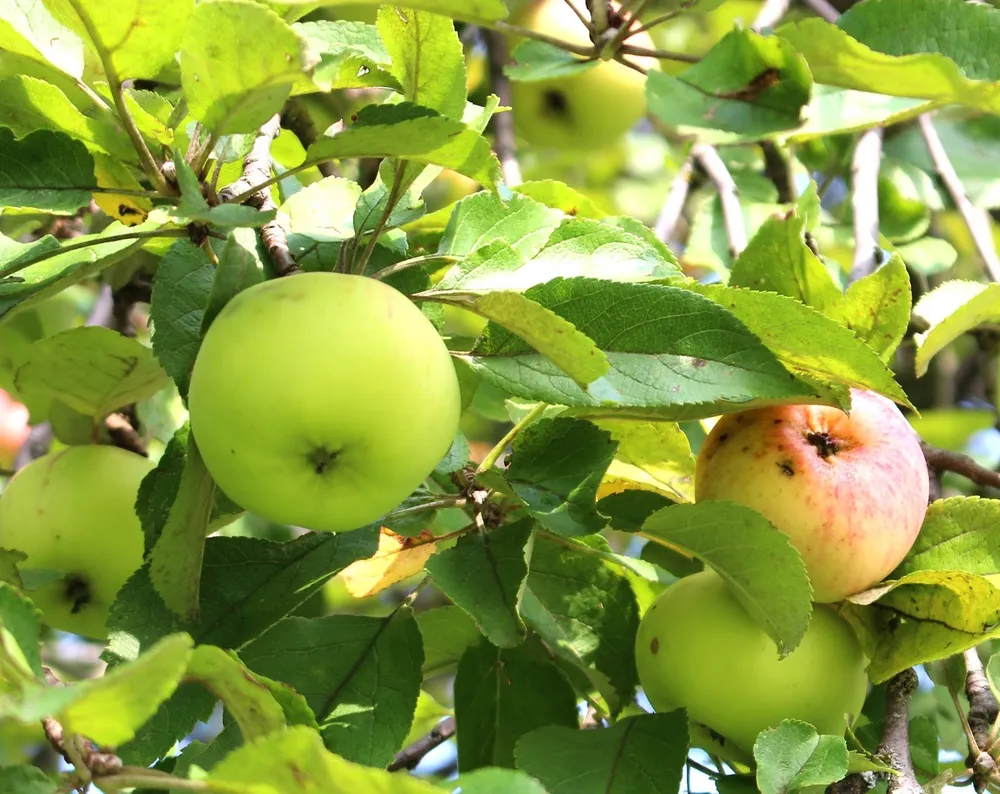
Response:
[0, 390, 29, 470]
[0, 445, 154, 640]
[508, 0, 659, 150]
[636, 569, 868, 758]
[187, 273, 462, 533]
[695, 389, 929, 603]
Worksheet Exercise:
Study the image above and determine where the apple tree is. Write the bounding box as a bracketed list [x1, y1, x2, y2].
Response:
[4, 0, 1000, 792]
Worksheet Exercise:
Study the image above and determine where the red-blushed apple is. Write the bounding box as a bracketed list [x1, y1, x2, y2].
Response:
[508, 0, 659, 150]
[695, 389, 929, 602]
[187, 273, 462, 533]
[0, 390, 29, 470]
[635, 569, 868, 758]
[0, 445, 154, 640]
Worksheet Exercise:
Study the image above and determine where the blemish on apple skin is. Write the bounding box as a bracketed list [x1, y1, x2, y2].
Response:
[650, 637, 659, 654]
[717, 432, 729, 444]
[778, 461, 795, 477]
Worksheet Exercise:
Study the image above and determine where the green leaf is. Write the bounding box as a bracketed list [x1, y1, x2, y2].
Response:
[828, 254, 911, 363]
[465, 277, 814, 415]
[647, 28, 811, 143]
[278, 176, 362, 243]
[206, 724, 445, 794]
[0, 0, 84, 79]
[292, 20, 400, 93]
[690, 283, 910, 406]
[642, 502, 813, 657]
[522, 533, 640, 714]
[14, 326, 170, 418]
[455, 768, 550, 794]
[149, 240, 215, 399]
[591, 419, 696, 504]
[454, 640, 579, 770]
[729, 212, 844, 315]
[790, 85, 928, 142]
[513, 180, 607, 219]
[44, 0, 192, 80]
[59, 633, 193, 747]
[0, 766, 58, 794]
[754, 720, 850, 794]
[238, 609, 423, 767]
[415, 605, 480, 677]
[201, 229, 266, 333]
[379, 7, 466, 120]
[185, 645, 286, 740]
[424, 517, 532, 648]
[0, 128, 93, 213]
[506, 40, 597, 81]
[514, 712, 689, 794]
[0, 582, 43, 681]
[266, 0, 508, 25]
[306, 103, 501, 188]
[912, 280, 1000, 377]
[505, 417, 616, 536]
[180, 0, 309, 134]
[148, 434, 215, 621]
[0, 76, 133, 161]
[894, 496, 1000, 577]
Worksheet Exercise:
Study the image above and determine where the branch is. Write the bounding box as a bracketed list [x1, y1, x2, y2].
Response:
[879, 669, 921, 794]
[219, 114, 301, 277]
[918, 113, 1000, 282]
[618, 42, 699, 63]
[752, 0, 791, 31]
[964, 648, 999, 758]
[41, 667, 122, 778]
[654, 154, 695, 247]
[485, 30, 523, 187]
[761, 141, 795, 204]
[693, 143, 748, 259]
[921, 440, 1000, 491]
[280, 98, 340, 178]
[849, 127, 884, 284]
[105, 412, 147, 457]
[387, 716, 456, 772]
[801, 0, 842, 23]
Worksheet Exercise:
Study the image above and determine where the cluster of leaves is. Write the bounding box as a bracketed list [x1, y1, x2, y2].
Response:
[2, 0, 1000, 792]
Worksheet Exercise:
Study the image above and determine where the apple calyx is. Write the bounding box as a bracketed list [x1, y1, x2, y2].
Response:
[64, 574, 92, 614]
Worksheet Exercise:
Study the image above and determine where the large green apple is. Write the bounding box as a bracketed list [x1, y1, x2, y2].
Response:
[0, 445, 153, 640]
[636, 569, 868, 758]
[695, 389, 929, 603]
[187, 273, 462, 533]
[509, 0, 659, 150]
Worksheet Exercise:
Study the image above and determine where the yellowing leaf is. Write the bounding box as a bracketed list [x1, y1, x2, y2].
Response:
[340, 529, 437, 598]
[591, 419, 695, 503]
[92, 153, 151, 226]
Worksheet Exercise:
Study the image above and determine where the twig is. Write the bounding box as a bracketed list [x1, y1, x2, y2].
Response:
[477, 402, 548, 474]
[964, 648, 999, 757]
[281, 99, 340, 178]
[654, 155, 694, 247]
[801, 0, 841, 23]
[41, 667, 122, 778]
[105, 413, 147, 457]
[86, 283, 115, 328]
[827, 772, 879, 794]
[879, 669, 922, 794]
[491, 20, 595, 57]
[560, 0, 592, 29]
[849, 127, 884, 284]
[387, 716, 456, 771]
[219, 115, 301, 276]
[693, 143, 748, 259]
[618, 42, 699, 63]
[918, 113, 1000, 282]
[485, 30, 523, 187]
[921, 441, 1000, 491]
[761, 141, 795, 204]
[752, 0, 791, 31]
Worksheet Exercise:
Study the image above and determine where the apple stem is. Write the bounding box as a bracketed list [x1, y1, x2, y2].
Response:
[477, 402, 549, 474]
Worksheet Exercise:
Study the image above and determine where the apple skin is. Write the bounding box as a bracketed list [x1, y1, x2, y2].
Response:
[188, 273, 462, 533]
[0, 390, 29, 470]
[695, 389, 929, 603]
[509, 0, 659, 150]
[0, 445, 154, 640]
[636, 569, 868, 758]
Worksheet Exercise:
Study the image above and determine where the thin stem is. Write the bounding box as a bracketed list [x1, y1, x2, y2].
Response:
[200, 238, 219, 266]
[849, 127, 884, 284]
[223, 159, 318, 206]
[385, 496, 468, 522]
[1, 228, 189, 279]
[618, 43, 700, 63]
[801, 0, 841, 23]
[370, 254, 459, 282]
[560, 0, 592, 29]
[65, 0, 167, 194]
[693, 142, 747, 259]
[631, 6, 690, 36]
[477, 402, 548, 474]
[654, 154, 695, 245]
[604, 0, 652, 58]
[193, 131, 221, 177]
[353, 167, 405, 274]
[93, 772, 208, 792]
[687, 758, 721, 779]
[491, 20, 596, 57]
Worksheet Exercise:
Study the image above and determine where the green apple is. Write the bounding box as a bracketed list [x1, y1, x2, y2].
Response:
[187, 273, 462, 533]
[695, 389, 929, 603]
[0, 445, 154, 640]
[508, 0, 659, 150]
[636, 569, 868, 758]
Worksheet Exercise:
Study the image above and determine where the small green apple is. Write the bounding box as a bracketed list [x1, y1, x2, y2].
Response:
[636, 569, 868, 758]
[188, 273, 462, 533]
[0, 445, 154, 640]
[695, 389, 929, 602]
[509, 0, 659, 150]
